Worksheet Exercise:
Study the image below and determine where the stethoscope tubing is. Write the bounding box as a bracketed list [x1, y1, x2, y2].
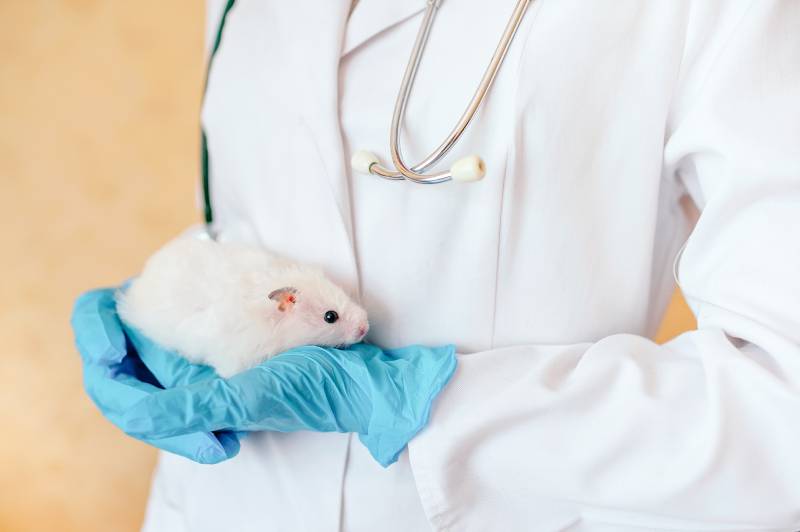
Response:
[363, 0, 532, 184]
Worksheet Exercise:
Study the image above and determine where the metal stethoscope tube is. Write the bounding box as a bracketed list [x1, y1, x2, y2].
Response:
[352, 0, 531, 184]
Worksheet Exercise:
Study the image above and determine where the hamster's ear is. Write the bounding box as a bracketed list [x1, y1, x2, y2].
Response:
[268, 287, 298, 312]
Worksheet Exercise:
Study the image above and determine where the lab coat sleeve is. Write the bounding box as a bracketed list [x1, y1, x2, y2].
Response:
[204, 0, 228, 58]
[408, 2, 800, 530]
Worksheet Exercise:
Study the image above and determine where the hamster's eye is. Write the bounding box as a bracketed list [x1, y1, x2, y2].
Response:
[324, 310, 339, 324]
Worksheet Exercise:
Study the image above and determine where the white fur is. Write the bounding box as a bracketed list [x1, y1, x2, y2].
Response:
[117, 235, 369, 377]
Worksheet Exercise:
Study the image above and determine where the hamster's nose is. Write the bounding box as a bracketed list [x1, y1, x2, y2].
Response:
[357, 324, 368, 340]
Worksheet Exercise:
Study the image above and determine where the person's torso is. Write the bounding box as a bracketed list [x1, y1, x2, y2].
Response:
[145, 2, 696, 531]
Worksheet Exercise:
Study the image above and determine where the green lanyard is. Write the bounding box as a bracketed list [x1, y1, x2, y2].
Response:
[201, 0, 237, 226]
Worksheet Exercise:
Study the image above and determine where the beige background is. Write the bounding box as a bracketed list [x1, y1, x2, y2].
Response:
[0, 2, 697, 531]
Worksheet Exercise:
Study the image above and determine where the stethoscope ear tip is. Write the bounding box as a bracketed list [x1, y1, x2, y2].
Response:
[351, 150, 380, 175]
[351, 149, 486, 183]
[451, 155, 486, 182]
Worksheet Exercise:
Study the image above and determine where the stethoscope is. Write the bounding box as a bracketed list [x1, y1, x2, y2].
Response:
[201, 0, 532, 232]
[351, 0, 532, 184]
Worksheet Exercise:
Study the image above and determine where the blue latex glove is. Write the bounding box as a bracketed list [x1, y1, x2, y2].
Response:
[119, 342, 457, 467]
[71, 287, 241, 464]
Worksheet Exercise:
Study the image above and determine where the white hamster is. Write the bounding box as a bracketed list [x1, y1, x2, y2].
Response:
[117, 235, 369, 377]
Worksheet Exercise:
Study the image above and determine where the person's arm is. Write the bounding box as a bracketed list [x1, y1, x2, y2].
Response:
[71, 288, 242, 463]
[408, 1, 800, 529]
[204, 0, 229, 58]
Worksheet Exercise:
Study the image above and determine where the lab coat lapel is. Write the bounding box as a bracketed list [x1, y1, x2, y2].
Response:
[219, 1, 359, 288]
[342, 0, 425, 56]
[289, 1, 357, 272]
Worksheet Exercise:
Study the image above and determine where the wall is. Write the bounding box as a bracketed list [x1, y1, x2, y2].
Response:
[0, 3, 696, 531]
[1, 2, 202, 530]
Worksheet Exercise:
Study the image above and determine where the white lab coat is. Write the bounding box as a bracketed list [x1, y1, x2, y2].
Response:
[141, 1, 800, 531]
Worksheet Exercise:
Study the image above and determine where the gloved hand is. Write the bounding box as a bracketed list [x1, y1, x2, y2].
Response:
[119, 342, 457, 467]
[71, 287, 241, 463]
[72, 286, 457, 467]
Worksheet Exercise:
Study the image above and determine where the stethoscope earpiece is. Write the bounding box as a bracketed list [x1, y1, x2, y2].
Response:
[451, 155, 486, 183]
[352, 151, 485, 183]
[351, 150, 381, 176]
[353, 0, 530, 185]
